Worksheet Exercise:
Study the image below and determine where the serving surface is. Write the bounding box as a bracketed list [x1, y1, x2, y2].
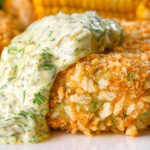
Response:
[0, 131, 150, 150]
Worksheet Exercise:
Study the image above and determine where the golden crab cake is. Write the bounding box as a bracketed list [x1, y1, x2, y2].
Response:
[46, 21, 150, 137]
[0, 11, 19, 53]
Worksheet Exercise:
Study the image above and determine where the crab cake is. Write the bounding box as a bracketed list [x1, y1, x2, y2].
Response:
[47, 21, 150, 137]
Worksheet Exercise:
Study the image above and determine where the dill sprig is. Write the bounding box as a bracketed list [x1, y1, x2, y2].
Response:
[33, 92, 46, 105]
[40, 53, 54, 70]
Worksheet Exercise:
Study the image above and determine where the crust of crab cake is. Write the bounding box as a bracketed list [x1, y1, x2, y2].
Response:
[46, 21, 150, 137]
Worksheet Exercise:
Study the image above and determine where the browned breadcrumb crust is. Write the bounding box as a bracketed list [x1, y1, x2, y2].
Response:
[0, 11, 19, 53]
[46, 20, 150, 137]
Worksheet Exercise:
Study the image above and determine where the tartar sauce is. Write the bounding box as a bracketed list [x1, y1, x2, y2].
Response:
[0, 11, 124, 143]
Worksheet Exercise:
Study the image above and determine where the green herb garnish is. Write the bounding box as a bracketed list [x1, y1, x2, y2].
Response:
[93, 102, 98, 109]
[33, 92, 46, 105]
[41, 53, 52, 61]
[48, 31, 53, 37]
[57, 102, 61, 105]
[74, 48, 79, 52]
[40, 53, 54, 70]
[0, 84, 7, 90]
[13, 65, 17, 75]
[127, 72, 134, 81]
[100, 102, 105, 107]
[18, 111, 37, 122]
[97, 28, 107, 41]
[50, 38, 55, 41]
[11, 134, 17, 137]
[45, 47, 50, 50]
[5, 118, 11, 121]
[8, 46, 18, 55]
[8, 77, 15, 82]
[23, 90, 26, 103]
[18, 48, 25, 58]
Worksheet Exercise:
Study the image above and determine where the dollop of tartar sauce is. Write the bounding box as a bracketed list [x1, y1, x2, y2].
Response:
[0, 12, 124, 144]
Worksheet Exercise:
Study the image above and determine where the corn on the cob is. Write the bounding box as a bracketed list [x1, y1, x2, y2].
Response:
[136, 0, 150, 19]
[33, 0, 143, 20]
[33, 0, 141, 12]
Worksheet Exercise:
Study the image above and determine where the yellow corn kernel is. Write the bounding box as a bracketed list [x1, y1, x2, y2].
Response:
[32, 0, 149, 20]
[136, 0, 150, 20]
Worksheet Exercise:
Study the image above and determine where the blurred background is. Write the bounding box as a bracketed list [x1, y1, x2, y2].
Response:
[0, 0, 150, 51]
[1, 0, 150, 29]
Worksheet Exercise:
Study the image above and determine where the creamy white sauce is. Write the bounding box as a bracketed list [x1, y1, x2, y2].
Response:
[0, 11, 124, 143]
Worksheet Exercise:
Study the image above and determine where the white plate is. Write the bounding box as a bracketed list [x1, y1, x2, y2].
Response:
[0, 130, 150, 150]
